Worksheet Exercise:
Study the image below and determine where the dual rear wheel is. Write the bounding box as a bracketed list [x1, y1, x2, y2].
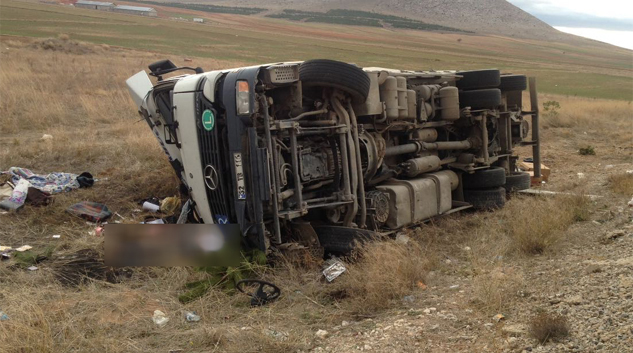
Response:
[462, 167, 530, 210]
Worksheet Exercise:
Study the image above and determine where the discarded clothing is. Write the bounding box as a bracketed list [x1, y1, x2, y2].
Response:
[0, 183, 12, 201]
[26, 188, 53, 206]
[5, 167, 91, 194]
[1, 167, 94, 210]
[67, 201, 112, 223]
[0, 179, 29, 211]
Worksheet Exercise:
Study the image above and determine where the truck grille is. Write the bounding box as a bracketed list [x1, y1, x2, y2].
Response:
[196, 95, 230, 223]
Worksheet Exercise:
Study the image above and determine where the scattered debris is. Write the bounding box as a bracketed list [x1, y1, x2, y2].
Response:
[152, 310, 169, 327]
[0, 311, 8, 321]
[41, 134, 53, 141]
[142, 201, 160, 212]
[416, 281, 427, 290]
[449, 285, 460, 289]
[13, 247, 52, 267]
[27, 265, 38, 271]
[315, 329, 329, 339]
[518, 189, 602, 201]
[494, 313, 505, 322]
[15, 245, 32, 252]
[1, 167, 94, 211]
[53, 249, 122, 286]
[628, 197, 633, 208]
[235, 279, 281, 306]
[577, 172, 586, 179]
[395, 232, 410, 245]
[141, 218, 164, 224]
[0, 246, 11, 252]
[160, 196, 180, 215]
[519, 160, 551, 183]
[52, 234, 61, 239]
[184, 311, 200, 322]
[1, 253, 10, 261]
[66, 201, 112, 222]
[323, 260, 347, 282]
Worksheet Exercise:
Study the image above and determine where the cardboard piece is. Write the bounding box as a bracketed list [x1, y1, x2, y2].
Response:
[519, 161, 550, 183]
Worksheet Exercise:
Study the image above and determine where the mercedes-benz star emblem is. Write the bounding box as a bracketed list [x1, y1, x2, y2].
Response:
[204, 165, 219, 191]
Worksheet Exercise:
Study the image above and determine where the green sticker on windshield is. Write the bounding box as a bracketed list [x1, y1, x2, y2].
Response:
[202, 109, 215, 131]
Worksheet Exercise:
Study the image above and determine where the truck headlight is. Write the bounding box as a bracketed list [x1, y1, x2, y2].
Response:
[236, 80, 250, 115]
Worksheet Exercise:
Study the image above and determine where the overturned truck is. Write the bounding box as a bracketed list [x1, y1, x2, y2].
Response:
[127, 59, 541, 253]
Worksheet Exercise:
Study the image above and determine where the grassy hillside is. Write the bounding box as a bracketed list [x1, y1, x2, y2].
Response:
[1, 0, 631, 100]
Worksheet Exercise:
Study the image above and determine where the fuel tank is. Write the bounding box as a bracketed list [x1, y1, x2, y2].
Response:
[376, 170, 458, 229]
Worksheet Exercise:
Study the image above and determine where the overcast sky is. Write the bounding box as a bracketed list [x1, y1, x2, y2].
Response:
[507, 0, 633, 49]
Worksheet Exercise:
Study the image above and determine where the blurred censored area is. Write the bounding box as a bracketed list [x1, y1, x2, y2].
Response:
[105, 225, 241, 267]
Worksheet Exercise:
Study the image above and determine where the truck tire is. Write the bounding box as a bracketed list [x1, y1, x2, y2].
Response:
[299, 59, 371, 102]
[504, 172, 531, 192]
[462, 167, 506, 189]
[464, 187, 506, 210]
[459, 88, 502, 109]
[498, 75, 527, 92]
[314, 226, 379, 255]
[456, 69, 501, 90]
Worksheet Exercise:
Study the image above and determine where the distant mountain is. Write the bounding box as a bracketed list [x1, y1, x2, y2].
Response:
[205, 0, 569, 40]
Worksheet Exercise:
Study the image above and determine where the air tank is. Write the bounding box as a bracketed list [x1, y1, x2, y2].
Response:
[396, 76, 408, 118]
[439, 87, 460, 121]
[407, 89, 417, 119]
[379, 76, 398, 119]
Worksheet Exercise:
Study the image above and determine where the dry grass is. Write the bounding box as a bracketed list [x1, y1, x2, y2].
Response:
[529, 312, 570, 344]
[335, 240, 433, 314]
[608, 173, 633, 195]
[471, 266, 524, 313]
[464, 195, 591, 258]
[538, 95, 632, 133]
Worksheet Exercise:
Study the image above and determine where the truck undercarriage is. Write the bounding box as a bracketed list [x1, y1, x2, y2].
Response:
[126, 59, 541, 254]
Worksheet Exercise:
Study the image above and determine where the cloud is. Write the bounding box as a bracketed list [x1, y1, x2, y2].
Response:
[508, 0, 633, 30]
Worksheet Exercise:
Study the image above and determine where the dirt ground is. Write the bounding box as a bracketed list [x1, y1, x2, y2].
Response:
[0, 37, 632, 353]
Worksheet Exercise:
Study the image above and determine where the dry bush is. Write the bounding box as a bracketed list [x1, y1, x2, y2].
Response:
[499, 195, 590, 255]
[471, 266, 524, 313]
[336, 240, 431, 314]
[529, 312, 570, 344]
[608, 173, 633, 195]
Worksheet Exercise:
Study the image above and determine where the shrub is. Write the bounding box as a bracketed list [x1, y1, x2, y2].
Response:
[578, 146, 595, 155]
[336, 240, 431, 314]
[608, 173, 633, 195]
[529, 312, 570, 344]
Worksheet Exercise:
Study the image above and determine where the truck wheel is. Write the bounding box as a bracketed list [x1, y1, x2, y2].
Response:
[464, 187, 506, 210]
[498, 75, 527, 92]
[299, 59, 371, 102]
[456, 69, 501, 90]
[459, 88, 502, 109]
[314, 225, 380, 255]
[504, 172, 531, 192]
[462, 167, 506, 189]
